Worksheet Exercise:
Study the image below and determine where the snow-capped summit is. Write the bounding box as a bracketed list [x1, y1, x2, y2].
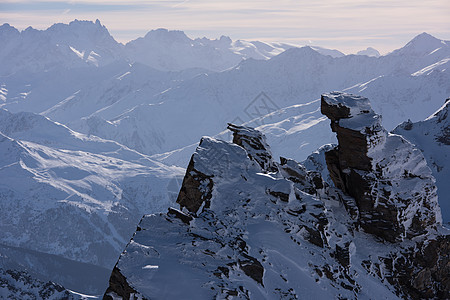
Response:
[46, 19, 121, 63]
[356, 47, 380, 57]
[142, 28, 192, 43]
[124, 28, 244, 71]
[310, 45, 345, 58]
[0, 20, 123, 76]
[0, 23, 20, 39]
[391, 32, 448, 56]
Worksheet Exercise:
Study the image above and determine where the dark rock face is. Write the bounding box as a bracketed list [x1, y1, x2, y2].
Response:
[390, 235, 450, 299]
[177, 124, 279, 214]
[321, 92, 440, 243]
[103, 266, 142, 300]
[279, 157, 324, 194]
[239, 254, 264, 286]
[363, 235, 450, 299]
[167, 207, 193, 224]
[176, 140, 214, 214]
[227, 123, 278, 173]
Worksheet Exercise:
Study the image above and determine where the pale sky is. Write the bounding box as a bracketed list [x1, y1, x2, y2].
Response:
[1, 0, 449, 54]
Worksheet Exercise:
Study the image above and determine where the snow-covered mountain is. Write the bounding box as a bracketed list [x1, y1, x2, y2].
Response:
[0, 109, 184, 293]
[356, 47, 380, 57]
[105, 93, 449, 299]
[124, 29, 295, 72]
[393, 99, 450, 225]
[68, 32, 450, 167]
[1, 20, 449, 297]
[0, 243, 110, 296]
[0, 267, 75, 300]
[0, 20, 121, 76]
[0, 20, 297, 76]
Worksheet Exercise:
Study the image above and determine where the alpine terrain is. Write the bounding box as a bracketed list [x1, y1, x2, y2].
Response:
[0, 19, 449, 298]
[105, 93, 449, 299]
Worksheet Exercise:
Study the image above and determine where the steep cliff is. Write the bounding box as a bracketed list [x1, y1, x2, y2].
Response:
[321, 92, 441, 242]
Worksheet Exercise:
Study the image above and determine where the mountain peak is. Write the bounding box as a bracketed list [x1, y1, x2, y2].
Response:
[49, 19, 110, 36]
[356, 47, 380, 57]
[0, 23, 20, 38]
[408, 32, 440, 46]
[143, 28, 191, 43]
[394, 32, 445, 56]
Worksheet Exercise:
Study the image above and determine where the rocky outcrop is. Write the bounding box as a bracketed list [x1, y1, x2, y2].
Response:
[176, 141, 214, 214]
[105, 99, 448, 299]
[103, 266, 141, 300]
[321, 92, 441, 242]
[436, 98, 450, 145]
[279, 157, 323, 194]
[177, 125, 279, 215]
[390, 235, 450, 299]
[0, 267, 73, 299]
[103, 126, 358, 299]
[361, 235, 450, 299]
[227, 123, 278, 173]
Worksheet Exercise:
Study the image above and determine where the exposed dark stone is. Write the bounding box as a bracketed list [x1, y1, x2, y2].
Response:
[309, 171, 324, 190]
[103, 266, 143, 300]
[267, 190, 290, 202]
[279, 156, 324, 194]
[280, 157, 307, 182]
[176, 155, 213, 214]
[324, 148, 346, 191]
[227, 123, 277, 173]
[381, 235, 450, 299]
[302, 226, 324, 248]
[335, 242, 351, 268]
[0, 268, 71, 300]
[321, 92, 439, 243]
[332, 126, 372, 171]
[321, 97, 351, 121]
[430, 100, 448, 144]
[400, 119, 414, 131]
[167, 207, 193, 224]
[239, 254, 264, 286]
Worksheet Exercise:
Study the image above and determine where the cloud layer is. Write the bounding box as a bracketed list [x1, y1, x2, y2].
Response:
[1, 0, 449, 53]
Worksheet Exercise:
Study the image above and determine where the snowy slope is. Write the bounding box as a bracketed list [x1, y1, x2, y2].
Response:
[41, 63, 210, 124]
[345, 58, 450, 129]
[0, 243, 109, 295]
[0, 109, 184, 293]
[393, 99, 450, 226]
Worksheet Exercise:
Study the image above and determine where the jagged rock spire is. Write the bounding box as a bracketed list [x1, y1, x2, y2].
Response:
[321, 92, 441, 242]
[227, 123, 278, 173]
